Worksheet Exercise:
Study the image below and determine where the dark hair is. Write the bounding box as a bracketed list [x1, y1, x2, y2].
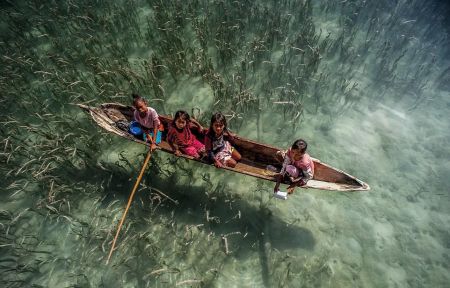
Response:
[209, 112, 227, 132]
[173, 110, 190, 125]
[132, 93, 146, 106]
[292, 139, 307, 153]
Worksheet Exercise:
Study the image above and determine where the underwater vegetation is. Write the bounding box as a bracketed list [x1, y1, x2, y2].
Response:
[0, 0, 449, 287]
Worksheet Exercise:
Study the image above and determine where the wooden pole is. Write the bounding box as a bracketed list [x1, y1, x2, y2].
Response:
[106, 147, 154, 264]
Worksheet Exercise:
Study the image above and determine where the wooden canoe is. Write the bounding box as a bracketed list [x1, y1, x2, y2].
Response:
[77, 103, 370, 192]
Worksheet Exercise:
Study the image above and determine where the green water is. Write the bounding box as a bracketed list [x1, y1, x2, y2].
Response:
[1, 0, 449, 287]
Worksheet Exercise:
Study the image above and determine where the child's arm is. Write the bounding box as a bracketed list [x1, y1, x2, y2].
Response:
[151, 109, 161, 128]
[225, 129, 235, 142]
[204, 134, 222, 167]
[167, 129, 181, 156]
[148, 109, 160, 151]
[274, 151, 290, 192]
[190, 118, 204, 132]
[279, 152, 290, 176]
[170, 143, 181, 156]
[274, 174, 283, 192]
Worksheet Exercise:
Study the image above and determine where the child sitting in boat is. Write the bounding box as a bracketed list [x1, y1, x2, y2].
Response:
[204, 112, 241, 168]
[167, 110, 206, 159]
[132, 93, 161, 151]
[274, 139, 314, 194]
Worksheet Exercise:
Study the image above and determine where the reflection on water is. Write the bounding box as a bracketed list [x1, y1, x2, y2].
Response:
[1, 0, 449, 287]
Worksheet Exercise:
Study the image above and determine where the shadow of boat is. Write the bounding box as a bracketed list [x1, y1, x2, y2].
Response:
[52, 150, 315, 286]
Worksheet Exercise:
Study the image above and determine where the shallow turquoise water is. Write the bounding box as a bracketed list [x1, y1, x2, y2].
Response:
[1, 0, 449, 287]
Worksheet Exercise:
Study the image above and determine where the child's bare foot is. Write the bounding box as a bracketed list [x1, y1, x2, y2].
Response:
[287, 186, 296, 194]
[225, 158, 237, 168]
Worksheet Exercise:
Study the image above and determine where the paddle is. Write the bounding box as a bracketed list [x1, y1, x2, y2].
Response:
[106, 145, 155, 264]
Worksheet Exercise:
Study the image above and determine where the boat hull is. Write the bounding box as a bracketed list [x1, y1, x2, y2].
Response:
[77, 103, 370, 192]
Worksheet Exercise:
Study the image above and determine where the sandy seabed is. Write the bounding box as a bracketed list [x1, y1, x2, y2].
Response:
[0, 0, 449, 287]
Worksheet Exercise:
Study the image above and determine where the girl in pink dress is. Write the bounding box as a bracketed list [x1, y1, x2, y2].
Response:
[167, 110, 206, 159]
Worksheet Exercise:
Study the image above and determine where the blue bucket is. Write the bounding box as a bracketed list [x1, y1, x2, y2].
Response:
[129, 121, 143, 136]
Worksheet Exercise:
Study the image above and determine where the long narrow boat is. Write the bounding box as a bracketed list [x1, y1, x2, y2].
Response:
[77, 103, 370, 191]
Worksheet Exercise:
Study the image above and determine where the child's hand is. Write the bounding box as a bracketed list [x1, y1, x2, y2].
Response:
[214, 160, 223, 168]
[174, 149, 181, 156]
[227, 131, 235, 138]
[194, 121, 203, 131]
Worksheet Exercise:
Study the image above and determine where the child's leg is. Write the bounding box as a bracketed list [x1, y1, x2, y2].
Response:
[224, 149, 240, 168]
[182, 146, 200, 158]
[231, 147, 241, 161]
[285, 165, 300, 194]
[155, 130, 162, 144]
[213, 142, 239, 168]
[285, 165, 300, 178]
[192, 139, 205, 153]
[148, 130, 162, 144]
[214, 151, 231, 167]
[223, 142, 239, 167]
[194, 139, 207, 159]
[225, 158, 237, 168]
[187, 139, 206, 159]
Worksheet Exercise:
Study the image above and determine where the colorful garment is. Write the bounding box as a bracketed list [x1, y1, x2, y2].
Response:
[279, 148, 314, 185]
[204, 129, 235, 165]
[183, 138, 205, 157]
[213, 140, 233, 164]
[167, 124, 205, 157]
[133, 107, 160, 130]
[143, 130, 162, 144]
[167, 124, 195, 148]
